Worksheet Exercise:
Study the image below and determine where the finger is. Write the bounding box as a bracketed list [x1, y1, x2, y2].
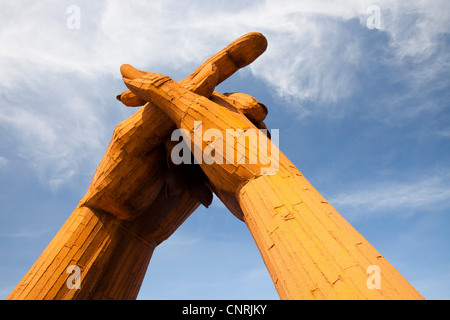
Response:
[221, 92, 268, 123]
[118, 61, 220, 107]
[116, 90, 147, 107]
[117, 32, 267, 107]
[120, 64, 146, 80]
[123, 70, 263, 196]
[179, 62, 219, 98]
[117, 65, 149, 107]
[123, 72, 174, 109]
[185, 32, 268, 85]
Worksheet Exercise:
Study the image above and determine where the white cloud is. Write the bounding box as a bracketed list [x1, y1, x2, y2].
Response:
[1, 1, 448, 96]
[434, 129, 450, 139]
[0, 156, 8, 170]
[248, 1, 450, 114]
[160, 231, 202, 248]
[329, 172, 450, 219]
[1, 1, 448, 103]
[0, 76, 108, 189]
[0, 0, 449, 188]
[0, 226, 54, 239]
[376, 0, 450, 60]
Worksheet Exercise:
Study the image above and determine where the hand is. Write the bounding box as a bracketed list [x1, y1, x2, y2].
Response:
[120, 47, 283, 220]
[120, 38, 425, 300]
[81, 32, 268, 240]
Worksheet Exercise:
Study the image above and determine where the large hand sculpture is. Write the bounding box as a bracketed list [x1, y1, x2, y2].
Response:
[7, 32, 423, 300]
[7, 33, 266, 300]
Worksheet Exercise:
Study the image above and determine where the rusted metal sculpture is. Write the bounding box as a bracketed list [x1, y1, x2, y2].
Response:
[7, 33, 423, 300]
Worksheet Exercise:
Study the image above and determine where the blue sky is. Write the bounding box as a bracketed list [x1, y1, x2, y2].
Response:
[1, 0, 449, 299]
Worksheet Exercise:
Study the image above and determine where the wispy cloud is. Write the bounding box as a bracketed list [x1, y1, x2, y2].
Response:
[0, 85, 108, 189]
[433, 129, 450, 139]
[329, 171, 450, 219]
[0, 226, 54, 239]
[160, 232, 202, 248]
[0, 156, 8, 170]
[0, 0, 449, 190]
